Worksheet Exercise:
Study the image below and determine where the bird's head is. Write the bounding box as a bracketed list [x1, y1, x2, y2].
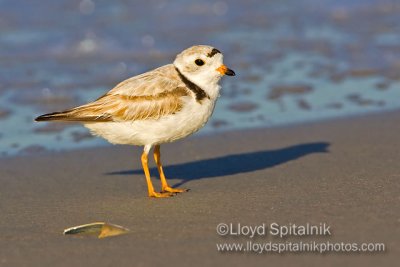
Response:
[173, 45, 235, 89]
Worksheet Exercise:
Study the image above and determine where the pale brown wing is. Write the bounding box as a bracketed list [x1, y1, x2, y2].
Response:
[35, 87, 189, 122]
[35, 65, 190, 122]
[108, 64, 184, 96]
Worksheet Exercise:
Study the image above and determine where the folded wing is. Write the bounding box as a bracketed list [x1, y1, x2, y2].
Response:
[35, 65, 190, 122]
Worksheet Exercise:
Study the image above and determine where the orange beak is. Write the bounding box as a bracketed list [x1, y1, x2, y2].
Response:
[216, 65, 235, 76]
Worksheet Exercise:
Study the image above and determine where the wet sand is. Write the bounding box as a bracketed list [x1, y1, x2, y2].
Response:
[0, 111, 399, 266]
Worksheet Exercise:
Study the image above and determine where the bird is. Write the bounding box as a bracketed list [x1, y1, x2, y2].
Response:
[35, 45, 235, 198]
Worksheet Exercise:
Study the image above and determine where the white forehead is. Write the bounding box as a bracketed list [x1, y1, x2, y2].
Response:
[176, 45, 223, 61]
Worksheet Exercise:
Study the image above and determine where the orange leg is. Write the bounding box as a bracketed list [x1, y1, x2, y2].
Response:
[141, 147, 175, 198]
[154, 145, 189, 193]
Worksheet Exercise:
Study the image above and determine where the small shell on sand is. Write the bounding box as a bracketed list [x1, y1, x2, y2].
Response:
[63, 222, 130, 239]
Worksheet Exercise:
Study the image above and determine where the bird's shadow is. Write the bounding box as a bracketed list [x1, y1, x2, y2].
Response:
[106, 142, 330, 187]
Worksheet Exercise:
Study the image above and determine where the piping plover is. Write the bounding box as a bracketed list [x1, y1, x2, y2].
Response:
[35, 45, 235, 198]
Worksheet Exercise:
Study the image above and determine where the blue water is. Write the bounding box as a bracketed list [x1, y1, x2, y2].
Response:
[1, 0, 400, 156]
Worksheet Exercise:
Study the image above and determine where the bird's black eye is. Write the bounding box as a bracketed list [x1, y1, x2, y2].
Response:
[195, 59, 205, 66]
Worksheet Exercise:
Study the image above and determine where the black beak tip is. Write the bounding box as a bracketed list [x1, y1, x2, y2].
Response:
[226, 69, 235, 76]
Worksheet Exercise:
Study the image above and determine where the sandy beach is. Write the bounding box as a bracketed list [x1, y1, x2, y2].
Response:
[0, 110, 399, 266]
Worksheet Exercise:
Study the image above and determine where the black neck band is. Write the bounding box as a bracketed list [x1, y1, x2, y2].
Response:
[175, 67, 209, 102]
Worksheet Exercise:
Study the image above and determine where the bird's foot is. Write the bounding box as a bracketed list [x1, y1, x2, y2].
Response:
[149, 191, 176, 198]
[161, 186, 189, 193]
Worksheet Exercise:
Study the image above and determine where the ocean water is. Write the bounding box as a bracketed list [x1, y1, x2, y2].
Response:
[0, 0, 399, 156]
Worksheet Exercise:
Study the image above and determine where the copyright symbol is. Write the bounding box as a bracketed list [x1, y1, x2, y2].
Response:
[216, 223, 229, 236]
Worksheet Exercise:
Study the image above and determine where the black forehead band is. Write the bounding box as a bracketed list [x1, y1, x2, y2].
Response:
[207, 48, 221, 57]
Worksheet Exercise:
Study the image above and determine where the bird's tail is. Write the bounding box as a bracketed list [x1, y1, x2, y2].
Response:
[35, 106, 112, 122]
[34, 110, 75, 122]
[35, 96, 113, 122]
